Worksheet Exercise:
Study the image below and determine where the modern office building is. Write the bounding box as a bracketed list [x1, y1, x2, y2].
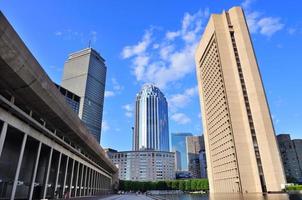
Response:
[0, 12, 117, 200]
[199, 149, 207, 178]
[171, 133, 192, 171]
[106, 149, 175, 181]
[277, 134, 302, 183]
[174, 150, 181, 171]
[133, 84, 169, 151]
[61, 48, 106, 143]
[195, 6, 286, 193]
[55, 84, 81, 114]
[186, 135, 206, 178]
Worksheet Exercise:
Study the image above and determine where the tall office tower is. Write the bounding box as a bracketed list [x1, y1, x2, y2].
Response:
[133, 84, 169, 151]
[186, 135, 205, 178]
[61, 48, 106, 143]
[277, 134, 302, 183]
[171, 132, 193, 170]
[195, 7, 286, 193]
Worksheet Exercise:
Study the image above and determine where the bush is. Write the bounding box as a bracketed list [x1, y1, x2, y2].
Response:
[286, 185, 302, 191]
[118, 179, 209, 192]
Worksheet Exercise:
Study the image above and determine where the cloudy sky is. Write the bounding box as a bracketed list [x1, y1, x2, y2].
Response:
[1, 0, 301, 151]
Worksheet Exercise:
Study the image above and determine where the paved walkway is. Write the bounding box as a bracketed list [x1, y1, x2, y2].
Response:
[100, 194, 155, 200]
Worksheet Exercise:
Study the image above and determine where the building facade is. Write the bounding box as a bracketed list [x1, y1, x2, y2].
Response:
[106, 150, 175, 181]
[277, 134, 302, 183]
[195, 7, 286, 193]
[133, 84, 169, 151]
[186, 135, 206, 178]
[174, 150, 181, 171]
[55, 84, 81, 115]
[171, 133, 192, 171]
[0, 12, 117, 200]
[61, 48, 106, 143]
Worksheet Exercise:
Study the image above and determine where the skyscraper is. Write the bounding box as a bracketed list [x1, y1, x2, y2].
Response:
[171, 132, 192, 171]
[61, 48, 106, 143]
[186, 135, 206, 178]
[133, 84, 169, 151]
[195, 7, 286, 193]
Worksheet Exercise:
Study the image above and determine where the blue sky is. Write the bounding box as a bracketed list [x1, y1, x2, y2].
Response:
[1, 0, 301, 151]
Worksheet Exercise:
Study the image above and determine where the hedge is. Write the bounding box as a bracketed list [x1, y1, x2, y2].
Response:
[119, 179, 209, 192]
[286, 185, 302, 191]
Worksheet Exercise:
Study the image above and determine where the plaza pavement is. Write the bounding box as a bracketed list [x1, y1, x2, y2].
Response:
[100, 194, 155, 200]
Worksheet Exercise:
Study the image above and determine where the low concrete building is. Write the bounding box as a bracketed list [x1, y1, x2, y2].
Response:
[106, 149, 175, 181]
[0, 12, 118, 199]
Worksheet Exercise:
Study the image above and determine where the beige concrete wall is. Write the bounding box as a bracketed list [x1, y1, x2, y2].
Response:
[195, 6, 286, 193]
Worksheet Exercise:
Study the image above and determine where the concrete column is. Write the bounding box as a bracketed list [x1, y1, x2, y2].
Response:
[84, 165, 88, 196]
[79, 164, 84, 196]
[42, 147, 53, 199]
[96, 173, 100, 194]
[69, 159, 75, 195]
[28, 141, 42, 200]
[54, 152, 62, 194]
[10, 133, 28, 200]
[87, 167, 91, 195]
[74, 161, 80, 197]
[0, 122, 8, 158]
[62, 156, 69, 197]
[93, 170, 96, 195]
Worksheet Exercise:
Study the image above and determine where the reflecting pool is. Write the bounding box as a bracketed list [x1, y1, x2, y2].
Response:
[155, 193, 302, 200]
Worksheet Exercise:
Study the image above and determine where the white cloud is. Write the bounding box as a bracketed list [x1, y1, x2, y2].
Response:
[121, 9, 210, 89]
[105, 78, 124, 98]
[171, 113, 191, 124]
[121, 30, 152, 59]
[243, 0, 284, 37]
[241, 0, 255, 9]
[102, 120, 110, 132]
[55, 31, 62, 36]
[105, 90, 115, 98]
[90, 31, 97, 43]
[112, 78, 124, 91]
[122, 104, 134, 118]
[169, 86, 198, 110]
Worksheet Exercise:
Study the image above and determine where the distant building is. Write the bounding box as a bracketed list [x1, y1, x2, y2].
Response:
[106, 149, 175, 181]
[174, 150, 181, 171]
[277, 134, 302, 183]
[199, 149, 207, 178]
[171, 133, 192, 170]
[175, 171, 192, 179]
[186, 135, 206, 178]
[61, 48, 106, 143]
[195, 6, 286, 192]
[133, 84, 169, 151]
[55, 84, 81, 114]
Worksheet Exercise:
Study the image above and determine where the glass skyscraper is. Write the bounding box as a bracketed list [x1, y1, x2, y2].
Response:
[171, 132, 192, 171]
[133, 84, 169, 151]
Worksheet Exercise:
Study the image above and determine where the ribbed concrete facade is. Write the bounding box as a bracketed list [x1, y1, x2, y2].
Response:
[134, 84, 169, 151]
[0, 12, 117, 199]
[195, 7, 286, 193]
[62, 48, 106, 143]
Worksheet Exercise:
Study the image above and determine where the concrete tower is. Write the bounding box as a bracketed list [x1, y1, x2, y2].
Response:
[195, 7, 286, 193]
[61, 48, 106, 143]
[134, 84, 169, 151]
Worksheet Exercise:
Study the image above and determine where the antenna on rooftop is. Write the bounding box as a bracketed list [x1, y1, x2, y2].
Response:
[88, 39, 91, 48]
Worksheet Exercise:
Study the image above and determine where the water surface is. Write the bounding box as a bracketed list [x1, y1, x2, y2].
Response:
[156, 193, 302, 200]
